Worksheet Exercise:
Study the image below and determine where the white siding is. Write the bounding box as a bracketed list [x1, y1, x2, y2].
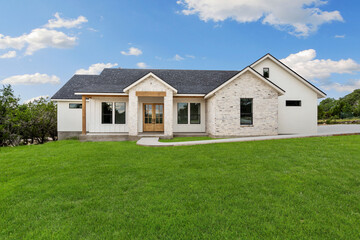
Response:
[173, 98, 206, 132]
[57, 101, 89, 132]
[253, 58, 318, 134]
[88, 97, 129, 133]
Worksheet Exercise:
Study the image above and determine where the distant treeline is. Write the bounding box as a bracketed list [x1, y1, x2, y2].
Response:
[0, 85, 57, 147]
[318, 89, 360, 120]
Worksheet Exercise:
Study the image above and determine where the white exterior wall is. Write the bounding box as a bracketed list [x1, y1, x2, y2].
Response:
[206, 71, 279, 137]
[253, 58, 318, 134]
[57, 100, 89, 132]
[173, 98, 206, 132]
[88, 97, 129, 133]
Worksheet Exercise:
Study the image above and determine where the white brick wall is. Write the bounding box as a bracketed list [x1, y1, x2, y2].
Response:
[206, 71, 279, 137]
[127, 76, 174, 137]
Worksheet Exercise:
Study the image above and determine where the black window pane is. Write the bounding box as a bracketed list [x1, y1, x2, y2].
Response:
[115, 102, 126, 124]
[240, 98, 253, 125]
[263, 68, 269, 78]
[69, 103, 82, 109]
[102, 102, 113, 124]
[190, 103, 201, 124]
[286, 100, 301, 107]
[177, 103, 188, 124]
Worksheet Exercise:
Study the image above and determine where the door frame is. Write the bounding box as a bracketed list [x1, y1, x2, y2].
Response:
[143, 103, 164, 132]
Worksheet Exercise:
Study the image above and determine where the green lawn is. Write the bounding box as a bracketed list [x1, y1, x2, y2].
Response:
[159, 136, 216, 142]
[1, 136, 360, 239]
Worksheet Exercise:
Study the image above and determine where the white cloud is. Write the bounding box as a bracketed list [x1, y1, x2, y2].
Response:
[1, 73, 60, 85]
[186, 54, 195, 59]
[137, 62, 149, 69]
[335, 35, 345, 38]
[44, 12, 88, 29]
[281, 49, 360, 79]
[177, 0, 343, 37]
[121, 47, 142, 56]
[0, 28, 78, 55]
[75, 63, 118, 75]
[173, 54, 184, 61]
[23, 95, 50, 104]
[0, 50, 16, 59]
[321, 80, 360, 93]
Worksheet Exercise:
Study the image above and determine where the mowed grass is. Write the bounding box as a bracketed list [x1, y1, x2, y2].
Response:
[1, 136, 360, 239]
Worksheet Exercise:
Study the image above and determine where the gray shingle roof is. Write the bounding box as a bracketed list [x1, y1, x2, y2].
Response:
[51, 69, 241, 99]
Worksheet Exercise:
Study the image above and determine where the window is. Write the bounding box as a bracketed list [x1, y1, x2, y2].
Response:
[263, 68, 269, 78]
[286, 100, 301, 107]
[190, 103, 200, 124]
[69, 103, 82, 109]
[115, 102, 126, 124]
[177, 103, 188, 124]
[102, 102, 113, 124]
[240, 98, 253, 125]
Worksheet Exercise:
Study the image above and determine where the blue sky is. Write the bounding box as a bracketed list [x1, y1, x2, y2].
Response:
[0, 0, 359, 102]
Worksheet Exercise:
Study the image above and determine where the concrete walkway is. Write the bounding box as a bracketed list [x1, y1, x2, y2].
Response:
[137, 124, 360, 147]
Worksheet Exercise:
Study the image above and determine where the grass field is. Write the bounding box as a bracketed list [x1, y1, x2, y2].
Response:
[1, 136, 360, 239]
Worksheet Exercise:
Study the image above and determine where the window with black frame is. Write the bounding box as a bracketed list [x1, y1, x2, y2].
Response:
[240, 98, 253, 125]
[69, 103, 82, 109]
[115, 102, 126, 124]
[263, 68, 269, 78]
[190, 103, 200, 124]
[102, 102, 113, 124]
[177, 103, 188, 124]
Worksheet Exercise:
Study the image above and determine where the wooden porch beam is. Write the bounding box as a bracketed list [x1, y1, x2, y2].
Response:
[136, 91, 166, 97]
[82, 95, 86, 135]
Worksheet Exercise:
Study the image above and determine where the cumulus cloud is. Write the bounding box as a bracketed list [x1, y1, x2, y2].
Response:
[177, 0, 343, 37]
[186, 54, 195, 59]
[121, 47, 143, 56]
[0, 13, 85, 55]
[281, 49, 360, 79]
[137, 62, 149, 69]
[24, 95, 50, 104]
[0, 50, 16, 59]
[1, 73, 60, 85]
[173, 54, 184, 61]
[321, 80, 360, 93]
[44, 12, 88, 29]
[75, 63, 118, 75]
[335, 35, 345, 38]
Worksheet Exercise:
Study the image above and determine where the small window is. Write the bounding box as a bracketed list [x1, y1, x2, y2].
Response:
[286, 100, 301, 107]
[263, 68, 269, 78]
[69, 103, 82, 109]
[240, 98, 253, 125]
[190, 103, 201, 124]
[177, 103, 188, 124]
[102, 102, 113, 124]
[115, 102, 126, 124]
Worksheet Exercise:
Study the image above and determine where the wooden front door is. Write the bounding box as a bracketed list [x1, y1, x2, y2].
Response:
[143, 103, 164, 132]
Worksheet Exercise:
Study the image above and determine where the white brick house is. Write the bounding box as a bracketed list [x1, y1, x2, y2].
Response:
[51, 53, 326, 140]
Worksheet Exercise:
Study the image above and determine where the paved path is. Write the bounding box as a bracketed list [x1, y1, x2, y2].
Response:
[137, 124, 360, 147]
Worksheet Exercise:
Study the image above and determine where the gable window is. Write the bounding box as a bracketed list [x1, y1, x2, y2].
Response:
[240, 98, 253, 125]
[69, 103, 82, 109]
[102, 102, 113, 124]
[190, 103, 201, 124]
[115, 102, 126, 124]
[286, 100, 301, 107]
[263, 68, 269, 78]
[177, 103, 188, 124]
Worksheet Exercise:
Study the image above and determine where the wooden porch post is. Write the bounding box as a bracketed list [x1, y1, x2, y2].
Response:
[82, 95, 86, 135]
